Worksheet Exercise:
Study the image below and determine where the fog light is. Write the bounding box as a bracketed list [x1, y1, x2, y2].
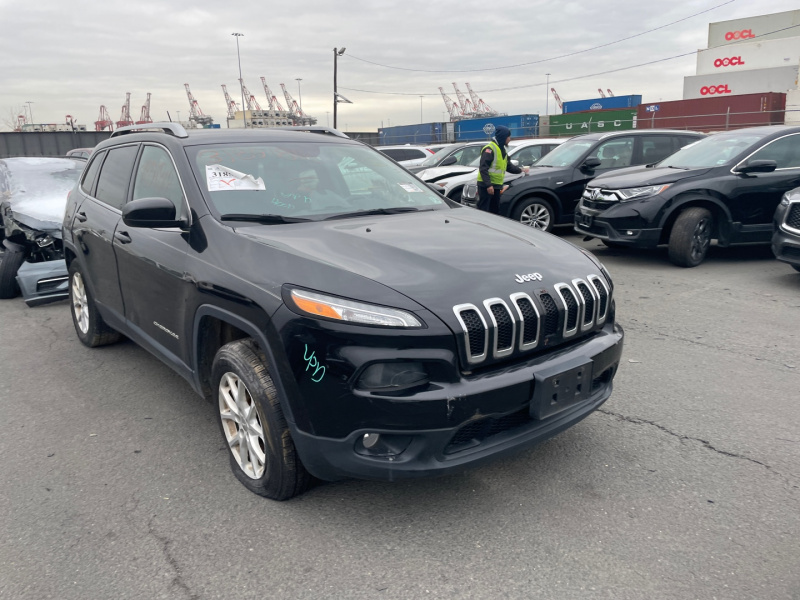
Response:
[356, 362, 429, 393]
[362, 433, 380, 449]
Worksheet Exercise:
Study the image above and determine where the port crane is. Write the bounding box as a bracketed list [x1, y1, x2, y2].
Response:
[136, 93, 153, 124]
[597, 89, 606, 98]
[439, 87, 464, 121]
[221, 85, 240, 119]
[550, 88, 564, 111]
[452, 82, 475, 117]
[239, 79, 262, 112]
[116, 93, 134, 128]
[95, 105, 114, 131]
[260, 77, 285, 112]
[465, 83, 498, 117]
[184, 83, 214, 126]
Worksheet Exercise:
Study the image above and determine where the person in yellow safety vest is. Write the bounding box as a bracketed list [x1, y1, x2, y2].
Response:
[476, 126, 529, 214]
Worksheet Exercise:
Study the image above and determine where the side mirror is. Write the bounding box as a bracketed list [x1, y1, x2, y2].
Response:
[511, 159, 520, 167]
[440, 155, 457, 167]
[122, 197, 186, 228]
[582, 157, 602, 170]
[736, 159, 777, 174]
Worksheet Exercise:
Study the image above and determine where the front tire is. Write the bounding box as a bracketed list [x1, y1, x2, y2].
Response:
[511, 197, 555, 231]
[211, 339, 312, 500]
[0, 246, 26, 299]
[668, 207, 713, 267]
[69, 262, 121, 347]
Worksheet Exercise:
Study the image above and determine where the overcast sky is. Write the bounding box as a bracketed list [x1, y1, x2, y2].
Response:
[1, 0, 798, 132]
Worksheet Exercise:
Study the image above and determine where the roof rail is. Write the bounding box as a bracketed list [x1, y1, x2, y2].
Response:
[274, 126, 350, 139]
[111, 122, 189, 139]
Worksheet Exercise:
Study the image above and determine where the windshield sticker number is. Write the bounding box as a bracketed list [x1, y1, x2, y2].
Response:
[398, 183, 424, 193]
[206, 164, 266, 191]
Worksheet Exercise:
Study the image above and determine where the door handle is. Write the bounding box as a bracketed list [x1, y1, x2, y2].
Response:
[75, 211, 87, 222]
[114, 231, 132, 244]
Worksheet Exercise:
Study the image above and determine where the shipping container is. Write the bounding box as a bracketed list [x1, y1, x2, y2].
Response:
[378, 122, 449, 145]
[562, 95, 642, 114]
[683, 66, 799, 100]
[708, 9, 800, 49]
[697, 37, 800, 76]
[637, 92, 786, 132]
[454, 114, 539, 142]
[548, 109, 637, 137]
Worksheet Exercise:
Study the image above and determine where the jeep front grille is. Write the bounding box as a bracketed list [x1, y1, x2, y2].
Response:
[453, 274, 611, 365]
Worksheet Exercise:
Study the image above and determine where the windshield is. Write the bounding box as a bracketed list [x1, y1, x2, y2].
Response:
[535, 140, 596, 167]
[419, 144, 461, 167]
[188, 142, 447, 221]
[658, 133, 764, 168]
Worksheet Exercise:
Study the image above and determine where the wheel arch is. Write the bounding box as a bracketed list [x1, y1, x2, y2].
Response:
[508, 188, 561, 220]
[658, 192, 731, 245]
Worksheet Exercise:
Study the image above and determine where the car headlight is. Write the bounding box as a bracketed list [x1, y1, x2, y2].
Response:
[617, 184, 671, 201]
[290, 289, 422, 327]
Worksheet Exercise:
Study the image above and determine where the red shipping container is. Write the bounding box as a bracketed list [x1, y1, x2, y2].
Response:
[635, 93, 786, 133]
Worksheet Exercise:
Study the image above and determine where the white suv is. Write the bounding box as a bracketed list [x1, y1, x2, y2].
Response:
[376, 145, 433, 167]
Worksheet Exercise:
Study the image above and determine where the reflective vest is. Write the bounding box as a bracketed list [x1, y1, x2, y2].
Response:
[477, 141, 507, 185]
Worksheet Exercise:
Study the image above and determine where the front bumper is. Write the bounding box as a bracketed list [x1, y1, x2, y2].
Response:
[771, 227, 800, 268]
[16, 259, 69, 307]
[574, 204, 661, 248]
[291, 322, 624, 481]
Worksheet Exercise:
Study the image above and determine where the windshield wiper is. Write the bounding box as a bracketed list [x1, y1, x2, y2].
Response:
[324, 207, 432, 221]
[220, 213, 313, 224]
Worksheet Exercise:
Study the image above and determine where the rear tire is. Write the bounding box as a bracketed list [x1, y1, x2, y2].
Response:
[511, 197, 555, 232]
[69, 261, 121, 347]
[0, 246, 25, 299]
[211, 339, 312, 500]
[668, 207, 713, 268]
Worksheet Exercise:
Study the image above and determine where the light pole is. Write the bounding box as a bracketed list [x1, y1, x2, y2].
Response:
[232, 33, 246, 128]
[326, 111, 330, 127]
[420, 95, 423, 123]
[333, 47, 346, 129]
[545, 73, 550, 116]
[177, 110, 181, 124]
[295, 78, 303, 113]
[25, 101, 34, 125]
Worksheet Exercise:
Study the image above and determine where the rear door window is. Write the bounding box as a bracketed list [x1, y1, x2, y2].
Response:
[94, 145, 139, 210]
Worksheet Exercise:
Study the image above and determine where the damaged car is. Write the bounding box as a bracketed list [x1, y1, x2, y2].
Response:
[0, 157, 84, 304]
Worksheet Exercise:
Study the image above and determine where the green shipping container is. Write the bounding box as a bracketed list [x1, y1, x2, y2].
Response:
[548, 109, 637, 137]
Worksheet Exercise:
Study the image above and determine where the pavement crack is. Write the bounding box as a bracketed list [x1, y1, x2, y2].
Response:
[147, 515, 199, 599]
[598, 408, 799, 490]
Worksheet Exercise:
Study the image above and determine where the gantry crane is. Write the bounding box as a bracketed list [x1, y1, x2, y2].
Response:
[465, 83, 497, 117]
[438, 87, 464, 121]
[116, 93, 134, 128]
[607, 89, 615, 97]
[184, 83, 214, 126]
[95, 105, 114, 131]
[597, 89, 606, 98]
[239, 79, 262, 112]
[221, 84, 239, 119]
[136, 93, 153, 124]
[260, 77, 285, 112]
[280, 83, 304, 118]
[452, 83, 474, 117]
[550, 88, 564, 111]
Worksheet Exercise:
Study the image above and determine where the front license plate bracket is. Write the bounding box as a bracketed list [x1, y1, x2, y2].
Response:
[531, 358, 594, 420]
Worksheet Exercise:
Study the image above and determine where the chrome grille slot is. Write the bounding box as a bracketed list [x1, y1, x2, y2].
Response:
[510, 292, 540, 351]
[539, 293, 560, 337]
[573, 279, 596, 331]
[453, 304, 488, 364]
[588, 274, 610, 324]
[484, 299, 515, 358]
[555, 283, 580, 337]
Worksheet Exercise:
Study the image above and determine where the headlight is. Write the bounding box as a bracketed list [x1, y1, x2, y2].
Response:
[290, 289, 422, 328]
[617, 184, 671, 201]
[435, 182, 447, 188]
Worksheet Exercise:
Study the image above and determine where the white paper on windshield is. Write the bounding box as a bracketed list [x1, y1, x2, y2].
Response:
[398, 183, 424, 193]
[206, 165, 266, 191]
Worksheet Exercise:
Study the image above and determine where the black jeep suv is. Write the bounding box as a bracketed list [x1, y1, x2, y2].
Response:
[62, 123, 623, 500]
[576, 126, 800, 267]
[482, 130, 704, 231]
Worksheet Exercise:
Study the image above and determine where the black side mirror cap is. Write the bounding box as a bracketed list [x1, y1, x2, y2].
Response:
[440, 155, 458, 167]
[735, 159, 777, 174]
[582, 157, 602, 170]
[122, 197, 186, 228]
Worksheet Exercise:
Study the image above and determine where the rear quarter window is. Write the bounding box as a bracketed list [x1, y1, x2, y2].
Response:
[80, 151, 106, 195]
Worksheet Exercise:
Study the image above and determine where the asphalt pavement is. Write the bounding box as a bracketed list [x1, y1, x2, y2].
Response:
[1, 233, 798, 599]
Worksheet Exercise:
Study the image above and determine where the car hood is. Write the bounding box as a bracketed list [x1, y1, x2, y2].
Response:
[236, 208, 603, 317]
[589, 166, 714, 189]
[0, 158, 83, 236]
[417, 166, 477, 182]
